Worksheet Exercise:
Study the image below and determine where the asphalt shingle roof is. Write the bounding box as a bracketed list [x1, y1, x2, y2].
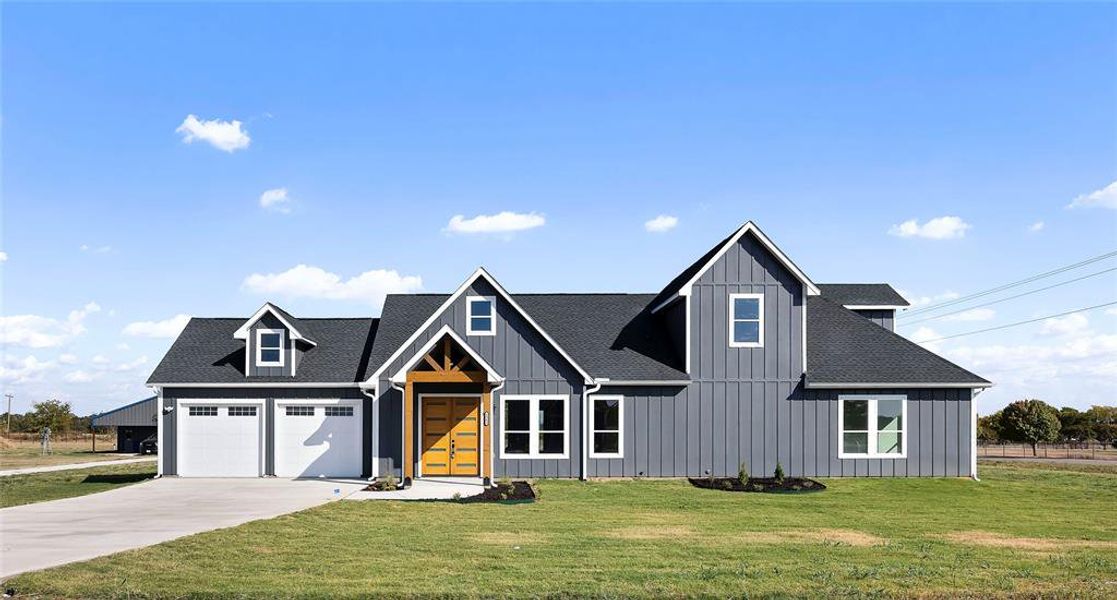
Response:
[805, 295, 988, 386]
[818, 284, 909, 307]
[148, 317, 377, 384]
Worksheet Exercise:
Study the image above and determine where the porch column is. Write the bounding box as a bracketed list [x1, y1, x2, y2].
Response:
[481, 382, 492, 485]
[403, 380, 414, 484]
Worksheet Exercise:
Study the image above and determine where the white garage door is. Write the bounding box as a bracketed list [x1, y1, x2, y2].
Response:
[275, 401, 362, 478]
[178, 403, 262, 477]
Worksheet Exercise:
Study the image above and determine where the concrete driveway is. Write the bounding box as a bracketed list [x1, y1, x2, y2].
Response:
[0, 477, 367, 579]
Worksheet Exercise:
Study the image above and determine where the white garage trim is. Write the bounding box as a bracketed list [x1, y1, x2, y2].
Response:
[176, 399, 266, 477]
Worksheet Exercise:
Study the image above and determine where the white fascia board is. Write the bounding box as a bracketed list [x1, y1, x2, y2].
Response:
[367, 267, 595, 385]
[387, 325, 504, 385]
[150, 382, 359, 388]
[233, 302, 316, 346]
[805, 382, 994, 389]
[843, 305, 907, 311]
[596, 380, 691, 386]
[650, 221, 821, 315]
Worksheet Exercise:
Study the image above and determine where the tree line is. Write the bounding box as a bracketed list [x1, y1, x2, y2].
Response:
[1, 399, 99, 435]
[978, 400, 1116, 455]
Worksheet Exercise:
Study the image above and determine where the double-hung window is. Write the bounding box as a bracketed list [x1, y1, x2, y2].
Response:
[589, 395, 624, 458]
[728, 293, 764, 348]
[839, 395, 906, 458]
[466, 296, 496, 336]
[256, 328, 285, 367]
[501, 395, 568, 459]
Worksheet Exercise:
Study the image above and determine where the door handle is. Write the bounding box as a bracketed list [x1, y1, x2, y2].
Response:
[450, 438, 455, 459]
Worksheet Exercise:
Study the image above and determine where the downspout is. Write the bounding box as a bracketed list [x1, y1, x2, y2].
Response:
[487, 379, 506, 487]
[150, 385, 163, 478]
[581, 380, 602, 481]
[359, 383, 379, 481]
[971, 386, 988, 482]
[391, 380, 406, 484]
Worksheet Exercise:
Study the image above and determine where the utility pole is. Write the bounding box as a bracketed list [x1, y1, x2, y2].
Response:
[4, 393, 12, 436]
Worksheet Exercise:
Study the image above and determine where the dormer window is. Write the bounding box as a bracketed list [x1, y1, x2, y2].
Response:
[466, 296, 496, 336]
[729, 293, 764, 348]
[256, 328, 285, 367]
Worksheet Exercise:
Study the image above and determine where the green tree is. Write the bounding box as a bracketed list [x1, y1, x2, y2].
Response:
[1086, 405, 1117, 446]
[25, 399, 77, 433]
[1000, 399, 1060, 456]
[977, 410, 1003, 441]
[1056, 407, 1092, 442]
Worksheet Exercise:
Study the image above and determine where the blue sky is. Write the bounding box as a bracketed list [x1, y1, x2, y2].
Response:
[2, 3, 1115, 416]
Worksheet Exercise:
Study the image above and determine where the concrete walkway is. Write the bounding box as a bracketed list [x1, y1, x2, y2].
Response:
[0, 477, 365, 578]
[0, 456, 156, 477]
[346, 477, 487, 500]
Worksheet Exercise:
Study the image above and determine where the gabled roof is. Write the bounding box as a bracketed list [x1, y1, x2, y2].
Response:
[149, 317, 377, 384]
[387, 325, 503, 385]
[805, 295, 990, 388]
[818, 284, 909, 308]
[364, 268, 595, 385]
[233, 302, 316, 346]
[651, 221, 821, 313]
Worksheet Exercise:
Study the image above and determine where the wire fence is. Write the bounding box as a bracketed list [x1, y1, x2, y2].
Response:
[978, 442, 1117, 461]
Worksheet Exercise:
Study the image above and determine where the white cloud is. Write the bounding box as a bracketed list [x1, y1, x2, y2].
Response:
[1028, 221, 1045, 233]
[897, 290, 960, 308]
[906, 326, 944, 352]
[80, 244, 112, 254]
[888, 216, 971, 240]
[444, 211, 545, 235]
[945, 332, 1117, 395]
[0, 302, 101, 348]
[0, 251, 7, 262]
[259, 188, 292, 213]
[644, 215, 679, 233]
[113, 356, 148, 372]
[940, 308, 995, 322]
[242, 265, 423, 307]
[58, 353, 79, 365]
[64, 370, 96, 383]
[1067, 180, 1117, 210]
[115, 342, 130, 351]
[0, 355, 53, 384]
[175, 114, 251, 153]
[1039, 313, 1090, 336]
[122, 314, 192, 339]
[91, 355, 111, 365]
[1107, 308, 1117, 317]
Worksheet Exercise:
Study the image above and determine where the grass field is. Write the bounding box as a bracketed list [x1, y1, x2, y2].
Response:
[0, 461, 156, 508]
[6, 462, 1116, 598]
[0, 434, 133, 469]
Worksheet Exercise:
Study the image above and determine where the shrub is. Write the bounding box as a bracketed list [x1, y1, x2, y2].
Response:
[774, 461, 785, 483]
[738, 461, 749, 484]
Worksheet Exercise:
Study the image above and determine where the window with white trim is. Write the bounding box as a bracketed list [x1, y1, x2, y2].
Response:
[590, 395, 624, 458]
[501, 395, 568, 458]
[466, 296, 496, 336]
[839, 395, 906, 458]
[228, 406, 257, 417]
[189, 406, 218, 416]
[325, 406, 354, 417]
[729, 293, 764, 348]
[256, 328, 285, 367]
[285, 405, 315, 417]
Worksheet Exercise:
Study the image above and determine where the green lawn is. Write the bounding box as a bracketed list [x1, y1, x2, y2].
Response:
[7, 463, 1116, 598]
[0, 462, 156, 508]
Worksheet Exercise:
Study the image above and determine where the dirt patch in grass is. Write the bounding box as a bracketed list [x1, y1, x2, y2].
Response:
[942, 531, 1117, 552]
[742, 528, 884, 547]
[605, 525, 698, 540]
[470, 531, 549, 546]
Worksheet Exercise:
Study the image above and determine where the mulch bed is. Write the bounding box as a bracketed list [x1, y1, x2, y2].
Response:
[688, 476, 826, 494]
[455, 481, 536, 504]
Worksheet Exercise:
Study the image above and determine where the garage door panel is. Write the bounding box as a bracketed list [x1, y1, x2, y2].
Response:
[178, 404, 262, 477]
[275, 403, 362, 478]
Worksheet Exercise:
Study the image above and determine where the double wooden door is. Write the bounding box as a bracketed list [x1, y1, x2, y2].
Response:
[421, 396, 480, 476]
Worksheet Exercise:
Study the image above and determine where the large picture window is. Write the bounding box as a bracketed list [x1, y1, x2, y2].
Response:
[839, 395, 906, 458]
[466, 296, 496, 336]
[728, 293, 764, 348]
[589, 395, 624, 458]
[256, 328, 285, 367]
[501, 395, 568, 459]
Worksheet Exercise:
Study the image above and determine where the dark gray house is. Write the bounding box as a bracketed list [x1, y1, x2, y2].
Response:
[148, 221, 990, 482]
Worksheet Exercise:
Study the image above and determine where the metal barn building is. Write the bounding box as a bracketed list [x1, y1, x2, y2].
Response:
[92, 396, 158, 453]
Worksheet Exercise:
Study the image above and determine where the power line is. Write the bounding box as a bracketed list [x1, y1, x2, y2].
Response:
[899, 267, 1117, 326]
[916, 300, 1117, 343]
[898, 250, 1117, 318]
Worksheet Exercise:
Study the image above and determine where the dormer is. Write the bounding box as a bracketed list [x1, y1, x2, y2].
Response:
[233, 303, 317, 376]
[815, 284, 910, 331]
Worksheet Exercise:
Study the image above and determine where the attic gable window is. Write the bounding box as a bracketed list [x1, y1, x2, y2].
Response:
[256, 328, 285, 367]
[728, 293, 764, 348]
[466, 296, 496, 336]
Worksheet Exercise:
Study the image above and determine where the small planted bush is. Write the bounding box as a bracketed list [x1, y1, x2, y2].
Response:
[738, 461, 749, 484]
[774, 461, 785, 484]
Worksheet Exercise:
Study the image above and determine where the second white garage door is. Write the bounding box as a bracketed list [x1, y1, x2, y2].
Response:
[274, 401, 363, 477]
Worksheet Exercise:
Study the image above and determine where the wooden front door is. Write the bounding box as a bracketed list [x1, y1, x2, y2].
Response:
[421, 396, 480, 476]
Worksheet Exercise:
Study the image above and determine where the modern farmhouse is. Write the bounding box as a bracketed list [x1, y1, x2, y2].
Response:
[148, 221, 990, 483]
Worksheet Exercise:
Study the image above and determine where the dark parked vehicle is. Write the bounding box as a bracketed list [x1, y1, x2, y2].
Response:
[139, 434, 158, 455]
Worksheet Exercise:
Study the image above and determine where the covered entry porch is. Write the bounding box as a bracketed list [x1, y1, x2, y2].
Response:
[389, 326, 503, 486]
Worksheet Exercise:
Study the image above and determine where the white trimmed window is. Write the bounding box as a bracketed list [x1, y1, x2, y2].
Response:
[589, 395, 624, 458]
[256, 328, 285, 367]
[729, 293, 764, 348]
[466, 296, 496, 336]
[501, 395, 568, 459]
[839, 395, 907, 458]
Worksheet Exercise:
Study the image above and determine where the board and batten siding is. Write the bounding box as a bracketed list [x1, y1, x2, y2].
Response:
[375, 279, 586, 479]
[588, 385, 972, 478]
[852, 309, 895, 331]
[246, 314, 299, 377]
[160, 387, 368, 477]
